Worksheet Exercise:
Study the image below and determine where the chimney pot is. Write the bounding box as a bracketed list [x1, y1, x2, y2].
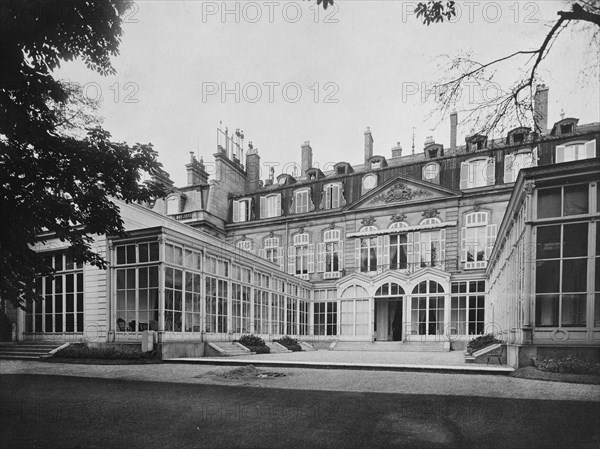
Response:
[450, 110, 458, 150]
[301, 141, 313, 179]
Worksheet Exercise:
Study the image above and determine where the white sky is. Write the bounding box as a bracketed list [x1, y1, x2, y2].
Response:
[56, 1, 600, 186]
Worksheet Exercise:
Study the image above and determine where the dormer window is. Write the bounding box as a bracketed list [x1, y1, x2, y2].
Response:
[292, 189, 312, 214]
[321, 183, 344, 210]
[368, 156, 387, 170]
[506, 127, 530, 146]
[466, 134, 487, 152]
[513, 133, 525, 144]
[371, 160, 381, 169]
[560, 123, 573, 135]
[333, 162, 353, 176]
[551, 118, 579, 136]
[337, 166, 346, 175]
[555, 140, 596, 163]
[233, 199, 252, 222]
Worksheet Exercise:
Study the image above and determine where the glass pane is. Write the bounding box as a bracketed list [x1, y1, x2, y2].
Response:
[536, 226, 561, 259]
[595, 294, 600, 327]
[561, 294, 586, 327]
[535, 295, 558, 327]
[535, 260, 560, 293]
[537, 188, 561, 218]
[563, 184, 588, 216]
[562, 259, 587, 292]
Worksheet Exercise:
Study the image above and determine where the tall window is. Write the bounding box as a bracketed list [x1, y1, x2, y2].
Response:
[254, 272, 270, 334]
[555, 139, 596, 163]
[259, 237, 284, 271]
[388, 222, 409, 270]
[314, 302, 338, 336]
[114, 242, 160, 333]
[359, 237, 378, 272]
[294, 189, 310, 214]
[450, 281, 485, 335]
[205, 255, 228, 333]
[504, 149, 537, 183]
[286, 297, 298, 334]
[460, 157, 495, 189]
[260, 194, 281, 218]
[271, 280, 285, 334]
[288, 233, 314, 279]
[322, 183, 342, 209]
[28, 251, 84, 333]
[535, 223, 588, 327]
[233, 199, 251, 222]
[410, 281, 445, 336]
[462, 212, 496, 269]
[318, 229, 343, 278]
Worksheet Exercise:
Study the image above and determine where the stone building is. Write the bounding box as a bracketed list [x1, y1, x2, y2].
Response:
[5, 86, 600, 365]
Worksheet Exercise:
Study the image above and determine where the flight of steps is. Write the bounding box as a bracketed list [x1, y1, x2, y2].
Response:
[265, 342, 291, 353]
[205, 342, 254, 357]
[0, 342, 66, 360]
[332, 341, 449, 352]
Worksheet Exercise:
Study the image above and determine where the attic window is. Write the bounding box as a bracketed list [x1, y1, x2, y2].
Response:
[560, 123, 573, 135]
[371, 160, 381, 169]
[428, 148, 438, 158]
[513, 133, 525, 144]
[337, 166, 346, 175]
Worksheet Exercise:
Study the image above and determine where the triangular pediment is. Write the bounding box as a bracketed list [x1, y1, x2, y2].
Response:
[346, 175, 461, 211]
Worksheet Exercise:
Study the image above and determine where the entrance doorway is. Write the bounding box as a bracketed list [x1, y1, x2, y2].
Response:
[374, 298, 403, 341]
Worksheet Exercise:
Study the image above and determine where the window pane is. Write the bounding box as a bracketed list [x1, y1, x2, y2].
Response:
[561, 294, 586, 327]
[537, 188, 561, 218]
[564, 184, 588, 216]
[536, 226, 561, 259]
[562, 259, 587, 292]
[535, 295, 558, 327]
[563, 223, 588, 258]
[595, 294, 600, 327]
[536, 260, 560, 293]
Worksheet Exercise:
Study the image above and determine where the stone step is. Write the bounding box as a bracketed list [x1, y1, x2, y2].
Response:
[333, 341, 448, 352]
[266, 342, 292, 353]
[0, 342, 63, 360]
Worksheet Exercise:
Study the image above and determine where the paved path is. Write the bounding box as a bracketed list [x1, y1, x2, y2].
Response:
[2, 359, 600, 402]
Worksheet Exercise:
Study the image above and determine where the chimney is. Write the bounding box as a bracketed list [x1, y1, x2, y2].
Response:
[534, 84, 549, 134]
[364, 127, 373, 165]
[245, 144, 260, 191]
[391, 142, 402, 158]
[450, 110, 458, 149]
[301, 141, 313, 178]
[185, 152, 209, 186]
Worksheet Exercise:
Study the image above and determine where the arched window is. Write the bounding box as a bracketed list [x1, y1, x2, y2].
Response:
[410, 281, 445, 336]
[318, 229, 343, 278]
[288, 233, 314, 279]
[375, 282, 405, 297]
[389, 222, 409, 229]
[340, 285, 369, 336]
[462, 211, 497, 269]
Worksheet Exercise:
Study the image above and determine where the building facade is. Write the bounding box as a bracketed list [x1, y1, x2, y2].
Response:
[5, 86, 600, 365]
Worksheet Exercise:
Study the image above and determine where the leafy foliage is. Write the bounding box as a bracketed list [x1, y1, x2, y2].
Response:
[536, 356, 600, 376]
[467, 334, 502, 354]
[238, 334, 267, 347]
[415, 1, 457, 25]
[275, 336, 303, 352]
[0, 1, 166, 308]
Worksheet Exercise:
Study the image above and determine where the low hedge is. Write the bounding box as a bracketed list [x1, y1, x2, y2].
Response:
[235, 334, 270, 353]
[53, 343, 156, 360]
[275, 336, 302, 352]
[467, 334, 502, 354]
[536, 356, 600, 375]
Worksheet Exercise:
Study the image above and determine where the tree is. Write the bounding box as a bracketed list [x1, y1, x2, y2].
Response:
[0, 0, 165, 308]
[412, 0, 600, 134]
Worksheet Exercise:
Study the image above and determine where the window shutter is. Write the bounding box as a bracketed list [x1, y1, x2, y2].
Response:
[460, 162, 469, 190]
[288, 246, 296, 274]
[585, 139, 596, 159]
[317, 243, 325, 272]
[531, 147, 538, 167]
[260, 197, 266, 218]
[440, 229, 446, 265]
[461, 227, 467, 262]
[355, 239, 361, 271]
[307, 244, 315, 273]
[503, 154, 515, 183]
[382, 235, 390, 270]
[276, 194, 282, 217]
[376, 236, 384, 273]
[277, 249, 285, 272]
[485, 224, 497, 260]
[258, 248, 266, 259]
[338, 240, 344, 270]
[413, 232, 421, 267]
[233, 201, 240, 223]
[407, 233, 414, 267]
[486, 157, 496, 186]
[555, 145, 565, 163]
[332, 186, 340, 209]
